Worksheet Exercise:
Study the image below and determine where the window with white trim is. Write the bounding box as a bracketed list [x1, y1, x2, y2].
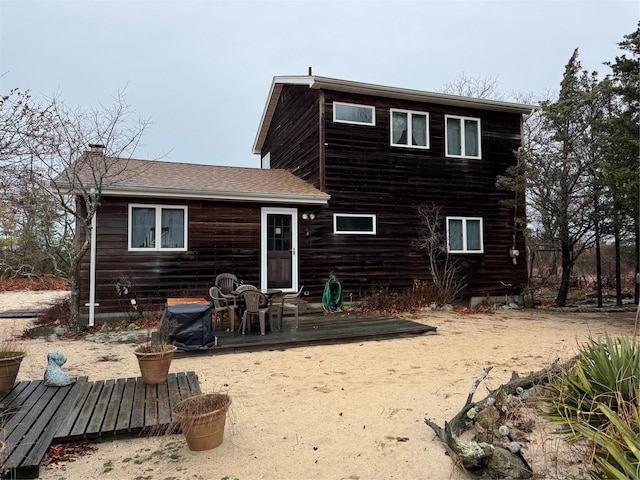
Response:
[390, 109, 429, 148]
[129, 205, 188, 251]
[445, 115, 481, 158]
[333, 214, 377, 234]
[447, 217, 483, 253]
[333, 102, 375, 126]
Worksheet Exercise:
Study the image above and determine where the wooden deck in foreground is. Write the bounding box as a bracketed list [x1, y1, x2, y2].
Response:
[194, 311, 437, 355]
[0, 372, 201, 479]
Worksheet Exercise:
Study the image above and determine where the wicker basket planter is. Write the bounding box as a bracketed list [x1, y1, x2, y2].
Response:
[134, 345, 177, 384]
[172, 393, 232, 451]
[0, 352, 25, 391]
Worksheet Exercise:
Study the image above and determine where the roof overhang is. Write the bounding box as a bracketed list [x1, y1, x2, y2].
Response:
[253, 75, 539, 154]
[99, 186, 330, 205]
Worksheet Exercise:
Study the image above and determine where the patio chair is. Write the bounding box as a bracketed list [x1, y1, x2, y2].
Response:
[208, 286, 238, 332]
[234, 284, 258, 293]
[238, 290, 270, 335]
[215, 273, 239, 296]
[271, 286, 304, 329]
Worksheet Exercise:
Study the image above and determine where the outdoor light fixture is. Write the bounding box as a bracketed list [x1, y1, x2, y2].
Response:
[301, 213, 316, 221]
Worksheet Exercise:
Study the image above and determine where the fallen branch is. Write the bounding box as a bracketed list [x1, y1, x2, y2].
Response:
[424, 360, 575, 479]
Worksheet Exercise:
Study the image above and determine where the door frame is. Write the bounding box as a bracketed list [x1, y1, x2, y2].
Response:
[260, 207, 298, 292]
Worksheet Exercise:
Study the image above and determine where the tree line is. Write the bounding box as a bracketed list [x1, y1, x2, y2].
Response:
[503, 25, 639, 307]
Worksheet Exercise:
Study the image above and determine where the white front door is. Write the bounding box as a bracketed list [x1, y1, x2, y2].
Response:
[261, 207, 298, 292]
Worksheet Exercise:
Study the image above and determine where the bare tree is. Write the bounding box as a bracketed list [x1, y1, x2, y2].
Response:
[439, 72, 505, 100]
[0, 89, 62, 278]
[19, 90, 153, 330]
[415, 204, 467, 304]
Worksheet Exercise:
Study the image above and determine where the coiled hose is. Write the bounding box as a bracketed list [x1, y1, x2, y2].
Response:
[322, 273, 343, 312]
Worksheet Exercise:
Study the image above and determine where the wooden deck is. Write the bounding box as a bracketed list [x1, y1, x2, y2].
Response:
[196, 310, 437, 354]
[1, 372, 200, 479]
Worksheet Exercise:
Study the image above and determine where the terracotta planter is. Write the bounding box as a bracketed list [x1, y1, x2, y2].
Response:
[172, 393, 231, 451]
[0, 353, 25, 391]
[134, 345, 177, 384]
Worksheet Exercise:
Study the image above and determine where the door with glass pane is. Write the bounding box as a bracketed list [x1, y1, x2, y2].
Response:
[261, 208, 298, 291]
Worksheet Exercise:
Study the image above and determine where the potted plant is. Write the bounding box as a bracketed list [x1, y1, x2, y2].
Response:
[172, 392, 232, 451]
[0, 339, 26, 392]
[134, 318, 177, 384]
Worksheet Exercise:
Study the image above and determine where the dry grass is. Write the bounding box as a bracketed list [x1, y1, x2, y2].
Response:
[172, 393, 232, 418]
[0, 276, 68, 292]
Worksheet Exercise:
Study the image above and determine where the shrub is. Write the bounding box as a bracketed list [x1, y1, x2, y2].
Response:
[544, 335, 640, 478]
[361, 282, 440, 314]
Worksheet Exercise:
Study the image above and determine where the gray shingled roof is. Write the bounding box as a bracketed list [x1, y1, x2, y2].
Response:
[62, 156, 330, 205]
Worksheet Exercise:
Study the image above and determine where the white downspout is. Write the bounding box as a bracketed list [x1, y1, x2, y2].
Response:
[87, 209, 97, 327]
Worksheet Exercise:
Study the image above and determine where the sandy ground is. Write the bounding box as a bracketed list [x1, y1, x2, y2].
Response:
[1, 290, 638, 480]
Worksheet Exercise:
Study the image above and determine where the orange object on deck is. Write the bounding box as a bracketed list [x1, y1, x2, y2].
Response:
[167, 298, 210, 306]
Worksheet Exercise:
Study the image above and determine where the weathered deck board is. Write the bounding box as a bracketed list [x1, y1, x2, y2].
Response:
[115, 377, 137, 434]
[101, 378, 125, 433]
[0, 373, 201, 479]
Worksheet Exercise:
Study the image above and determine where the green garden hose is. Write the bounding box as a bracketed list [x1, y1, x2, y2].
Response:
[322, 273, 343, 312]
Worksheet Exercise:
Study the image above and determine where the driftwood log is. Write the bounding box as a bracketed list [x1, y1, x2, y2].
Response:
[424, 359, 575, 479]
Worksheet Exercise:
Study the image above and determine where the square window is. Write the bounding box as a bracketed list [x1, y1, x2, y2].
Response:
[391, 109, 429, 149]
[129, 205, 188, 251]
[445, 115, 481, 158]
[447, 217, 483, 253]
[333, 102, 375, 126]
[333, 214, 376, 235]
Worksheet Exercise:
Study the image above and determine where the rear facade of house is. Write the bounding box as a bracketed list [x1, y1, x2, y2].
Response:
[75, 75, 533, 320]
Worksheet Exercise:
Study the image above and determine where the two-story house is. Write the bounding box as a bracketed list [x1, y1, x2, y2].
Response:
[253, 75, 534, 305]
[70, 75, 535, 322]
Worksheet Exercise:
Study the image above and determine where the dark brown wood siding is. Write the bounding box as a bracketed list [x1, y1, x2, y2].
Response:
[262, 85, 322, 188]
[78, 196, 278, 316]
[264, 88, 527, 301]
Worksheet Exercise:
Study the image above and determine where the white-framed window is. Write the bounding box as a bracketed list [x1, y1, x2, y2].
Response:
[390, 109, 429, 148]
[445, 115, 481, 158]
[128, 204, 188, 251]
[333, 102, 375, 126]
[446, 217, 483, 253]
[333, 214, 377, 235]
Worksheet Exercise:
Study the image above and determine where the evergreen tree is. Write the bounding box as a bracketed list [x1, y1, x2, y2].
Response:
[525, 49, 599, 306]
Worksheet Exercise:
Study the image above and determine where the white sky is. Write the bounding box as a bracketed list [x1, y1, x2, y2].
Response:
[1, 0, 638, 168]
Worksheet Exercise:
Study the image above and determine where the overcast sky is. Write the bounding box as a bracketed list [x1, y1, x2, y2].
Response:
[1, 0, 637, 168]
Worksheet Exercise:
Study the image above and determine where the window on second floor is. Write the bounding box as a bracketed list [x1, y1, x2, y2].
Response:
[447, 216, 483, 253]
[390, 109, 429, 149]
[333, 214, 377, 234]
[333, 102, 375, 126]
[445, 115, 481, 158]
[129, 205, 188, 251]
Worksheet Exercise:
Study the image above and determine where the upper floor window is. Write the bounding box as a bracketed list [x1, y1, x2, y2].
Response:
[129, 205, 188, 251]
[445, 115, 481, 158]
[333, 213, 377, 235]
[390, 109, 429, 149]
[447, 217, 483, 253]
[333, 102, 375, 126]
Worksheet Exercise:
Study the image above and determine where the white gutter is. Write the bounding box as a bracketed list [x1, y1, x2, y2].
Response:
[99, 187, 331, 205]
